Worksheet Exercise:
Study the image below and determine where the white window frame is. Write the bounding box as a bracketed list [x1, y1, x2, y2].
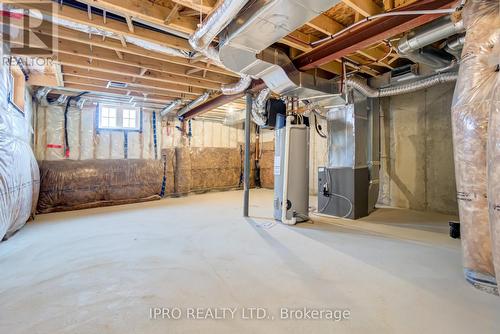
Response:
[97, 105, 142, 131]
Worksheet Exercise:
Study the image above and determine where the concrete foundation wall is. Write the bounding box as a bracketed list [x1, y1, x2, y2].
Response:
[379, 82, 458, 215]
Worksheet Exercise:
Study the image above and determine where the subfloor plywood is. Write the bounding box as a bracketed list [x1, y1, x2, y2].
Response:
[0, 189, 499, 333]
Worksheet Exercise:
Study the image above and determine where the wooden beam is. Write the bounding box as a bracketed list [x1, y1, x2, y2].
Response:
[383, 0, 395, 11]
[6, 19, 236, 77]
[63, 83, 176, 104]
[306, 14, 344, 36]
[56, 53, 222, 91]
[342, 0, 383, 17]
[294, 0, 454, 70]
[164, 4, 180, 25]
[53, 63, 64, 87]
[63, 75, 188, 100]
[171, 0, 217, 15]
[56, 0, 198, 34]
[61, 66, 200, 98]
[54, 38, 236, 84]
[125, 15, 134, 33]
[6, 1, 191, 50]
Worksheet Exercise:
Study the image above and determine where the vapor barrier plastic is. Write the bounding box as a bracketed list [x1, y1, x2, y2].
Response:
[0, 105, 39, 240]
[0, 48, 39, 240]
[488, 20, 500, 292]
[451, 0, 499, 294]
[37, 159, 164, 213]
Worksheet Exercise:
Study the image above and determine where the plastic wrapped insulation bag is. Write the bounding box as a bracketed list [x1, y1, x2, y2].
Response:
[0, 110, 40, 241]
[451, 0, 499, 294]
[487, 5, 500, 296]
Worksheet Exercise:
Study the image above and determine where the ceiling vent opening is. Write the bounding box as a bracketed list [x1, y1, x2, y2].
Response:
[107, 81, 128, 89]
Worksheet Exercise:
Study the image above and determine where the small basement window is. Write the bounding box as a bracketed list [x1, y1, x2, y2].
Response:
[97, 105, 142, 131]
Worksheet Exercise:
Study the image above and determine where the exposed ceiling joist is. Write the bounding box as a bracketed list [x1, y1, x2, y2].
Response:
[55, 0, 199, 34]
[56, 53, 217, 92]
[61, 66, 199, 98]
[54, 38, 236, 85]
[342, 0, 383, 17]
[171, 0, 217, 15]
[63, 75, 188, 100]
[4, 18, 236, 77]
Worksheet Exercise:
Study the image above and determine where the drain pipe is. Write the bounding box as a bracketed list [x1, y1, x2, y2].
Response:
[346, 72, 458, 98]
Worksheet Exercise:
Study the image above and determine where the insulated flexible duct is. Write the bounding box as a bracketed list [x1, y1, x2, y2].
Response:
[177, 92, 210, 118]
[452, 0, 499, 294]
[188, 0, 251, 95]
[346, 72, 458, 98]
[251, 88, 270, 126]
[160, 99, 182, 117]
[221, 75, 252, 95]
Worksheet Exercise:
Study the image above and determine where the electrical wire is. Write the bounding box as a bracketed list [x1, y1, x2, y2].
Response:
[318, 168, 354, 218]
[313, 113, 327, 138]
[64, 91, 88, 158]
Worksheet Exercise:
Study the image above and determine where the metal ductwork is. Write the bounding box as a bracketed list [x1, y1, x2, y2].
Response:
[444, 35, 466, 59]
[188, 0, 252, 95]
[346, 72, 458, 98]
[218, 0, 343, 106]
[177, 92, 210, 118]
[397, 15, 465, 68]
[160, 99, 182, 117]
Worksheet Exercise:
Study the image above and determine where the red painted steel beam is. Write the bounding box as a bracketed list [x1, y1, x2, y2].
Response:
[183, 79, 266, 120]
[293, 0, 459, 71]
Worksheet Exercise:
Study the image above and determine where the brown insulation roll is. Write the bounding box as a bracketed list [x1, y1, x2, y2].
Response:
[260, 141, 275, 189]
[451, 0, 499, 293]
[190, 147, 241, 192]
[37, 159, 164, 213]
[174, 147, 192, 195]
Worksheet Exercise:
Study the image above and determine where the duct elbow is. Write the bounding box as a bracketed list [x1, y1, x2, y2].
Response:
[251, 88, 271, 126]
[221, 75, 252, 95]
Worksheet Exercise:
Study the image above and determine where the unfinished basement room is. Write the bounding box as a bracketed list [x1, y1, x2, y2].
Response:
[1, 0, 500, 333]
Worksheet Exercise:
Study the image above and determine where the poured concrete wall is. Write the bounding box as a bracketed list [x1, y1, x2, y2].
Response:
[379, 82, 458, 215]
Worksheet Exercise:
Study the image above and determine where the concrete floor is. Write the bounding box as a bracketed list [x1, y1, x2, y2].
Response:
[0, 189, 499, 334]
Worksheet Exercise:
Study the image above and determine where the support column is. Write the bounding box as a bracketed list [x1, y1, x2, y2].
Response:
[243, 92, 252, 217]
